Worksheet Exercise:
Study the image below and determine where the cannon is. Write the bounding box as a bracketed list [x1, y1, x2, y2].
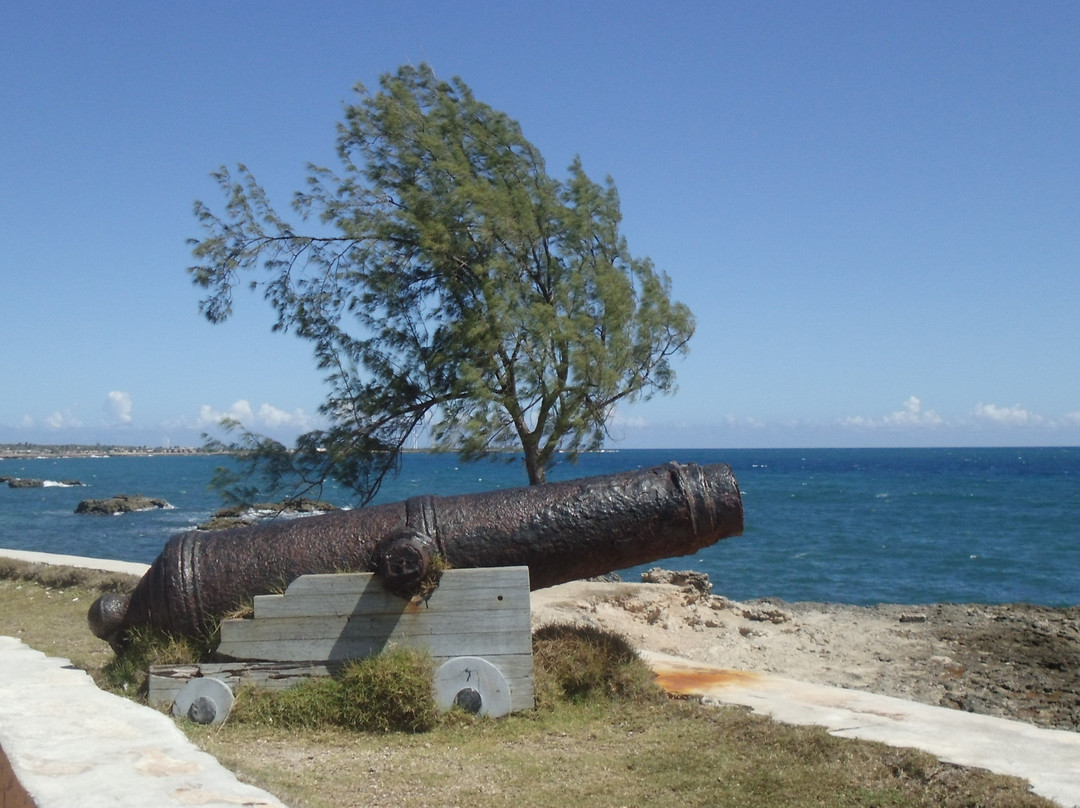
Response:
[89, 461, 743, 648]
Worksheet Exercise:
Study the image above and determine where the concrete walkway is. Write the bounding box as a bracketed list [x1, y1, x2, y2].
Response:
[0, 548, 149, 577]
[0, 638, 287, 808]
[0, 549, 288, 806]
[643, 650, 1080, 808]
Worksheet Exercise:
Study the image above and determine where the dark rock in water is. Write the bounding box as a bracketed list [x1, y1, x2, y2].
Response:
[197, 498, 338, 531]
[196, 516, 249, 532]
[75, 494, 172, 515]
[6, 477, 83, 488]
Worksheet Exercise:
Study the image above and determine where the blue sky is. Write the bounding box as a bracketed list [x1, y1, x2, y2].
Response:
[2, 1, 1078, 449]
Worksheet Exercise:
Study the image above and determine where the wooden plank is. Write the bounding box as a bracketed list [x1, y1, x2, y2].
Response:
[221, 568, 533, 661]
[254, 567, 530, 619]
[220, 628, 530, 662]
[279, 566, 529, 597]
[149, 654, 535, 712]
[222, 608, 530, 646]
[203, 567, 534, 712]
[148, 661, 342, 706]
[253, 584, 529, 619]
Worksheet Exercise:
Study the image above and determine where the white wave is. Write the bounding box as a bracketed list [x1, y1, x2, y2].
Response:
[111, 502, 176, 515]
[236, 507, 329, 522]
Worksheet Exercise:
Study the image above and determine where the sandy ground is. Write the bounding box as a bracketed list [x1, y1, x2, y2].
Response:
[530, 570, 1080, 733]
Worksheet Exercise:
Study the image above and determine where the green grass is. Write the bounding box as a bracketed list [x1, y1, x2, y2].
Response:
[231, 648, 439, 733]
[98, 625, 208, 694]
[0, 559, 135, 675]
[188, 698, 1052, 808]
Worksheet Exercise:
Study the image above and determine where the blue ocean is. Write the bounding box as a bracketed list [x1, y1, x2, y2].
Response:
[1, 448, 1077, 606]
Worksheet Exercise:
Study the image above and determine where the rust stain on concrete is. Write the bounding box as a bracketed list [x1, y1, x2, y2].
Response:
[652, 664, 762, 696]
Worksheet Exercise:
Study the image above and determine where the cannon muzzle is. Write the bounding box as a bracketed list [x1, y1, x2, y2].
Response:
[89, 461, 743, 648]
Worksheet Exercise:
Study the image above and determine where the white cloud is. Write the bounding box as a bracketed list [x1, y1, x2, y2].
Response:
[104, 391, 133, 425]
[257, 403, 308, 428]
[840, 414, 872, 428]
[973, 402, 1035, 425]
[197, 400, 255, 428]
[43, 411, 82, 429]
[608, 410, 649, 430]
[841, 396, 942, 429]
[195, 399, 317, 435]
[884, 396, 943, 427]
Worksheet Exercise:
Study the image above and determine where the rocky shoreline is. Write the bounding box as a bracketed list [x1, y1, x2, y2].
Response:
[531, 578, 1080, 733]
[0, 443, 212, 459]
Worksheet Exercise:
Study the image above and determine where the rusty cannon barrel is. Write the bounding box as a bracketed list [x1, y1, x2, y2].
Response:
[89, 461, 742, 647]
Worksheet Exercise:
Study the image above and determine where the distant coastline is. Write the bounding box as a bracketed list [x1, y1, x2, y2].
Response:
[0, 443, 459, 461]
[0, 443, 219, 460]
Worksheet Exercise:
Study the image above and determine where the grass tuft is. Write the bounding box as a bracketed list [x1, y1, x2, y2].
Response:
[98, 626, 208, 695]
[532, 623, 664, 707]
[337, 647, 438, 732]
[231, 647, 439, 733]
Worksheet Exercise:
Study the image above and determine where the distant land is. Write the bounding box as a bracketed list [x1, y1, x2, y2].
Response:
[0, 443, 213, 460]
[0, 444, 438, 460]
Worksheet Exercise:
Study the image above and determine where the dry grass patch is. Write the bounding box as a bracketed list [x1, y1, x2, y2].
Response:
[532, 622, 664, 705]
[0, 559, 136, 672]
[188, 698, 1052, 808]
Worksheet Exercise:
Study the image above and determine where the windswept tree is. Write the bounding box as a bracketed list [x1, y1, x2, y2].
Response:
[190, 64, 694, 504]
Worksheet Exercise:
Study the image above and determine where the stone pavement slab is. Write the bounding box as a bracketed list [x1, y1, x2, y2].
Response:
[0, 637, 287, 808]
[643, 650, 1080, 808]
[0, 549, 149, 577]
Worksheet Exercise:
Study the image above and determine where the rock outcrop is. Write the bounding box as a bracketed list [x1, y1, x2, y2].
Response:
[5, 478, 83, 488]
[75, 494, 172, 515]
[197, 498, 338, 531]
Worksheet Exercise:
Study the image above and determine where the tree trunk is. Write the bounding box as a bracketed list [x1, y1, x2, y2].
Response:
[522, 443, 546, 485]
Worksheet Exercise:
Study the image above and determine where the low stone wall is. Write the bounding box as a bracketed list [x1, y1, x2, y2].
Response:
[0, 637, 287, 808]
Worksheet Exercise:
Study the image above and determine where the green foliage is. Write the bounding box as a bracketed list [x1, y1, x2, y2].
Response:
[231, 647, 438, 733]
[189, 63, 694, 502]
[336, 648, 438, 732]
[231, 677, 343, 730]
[532, 623, 664, 706]
[99, 626, 206, 695]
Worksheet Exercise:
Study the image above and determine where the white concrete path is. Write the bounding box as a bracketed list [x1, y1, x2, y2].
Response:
[0, 638, 287, 808]
[0, 548, 149, 577]
[643, 650, 1080, 808]
[0, 549, 288, 806]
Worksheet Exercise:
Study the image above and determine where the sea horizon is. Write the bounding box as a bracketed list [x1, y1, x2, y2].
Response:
[2, 447, 1078, 607]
